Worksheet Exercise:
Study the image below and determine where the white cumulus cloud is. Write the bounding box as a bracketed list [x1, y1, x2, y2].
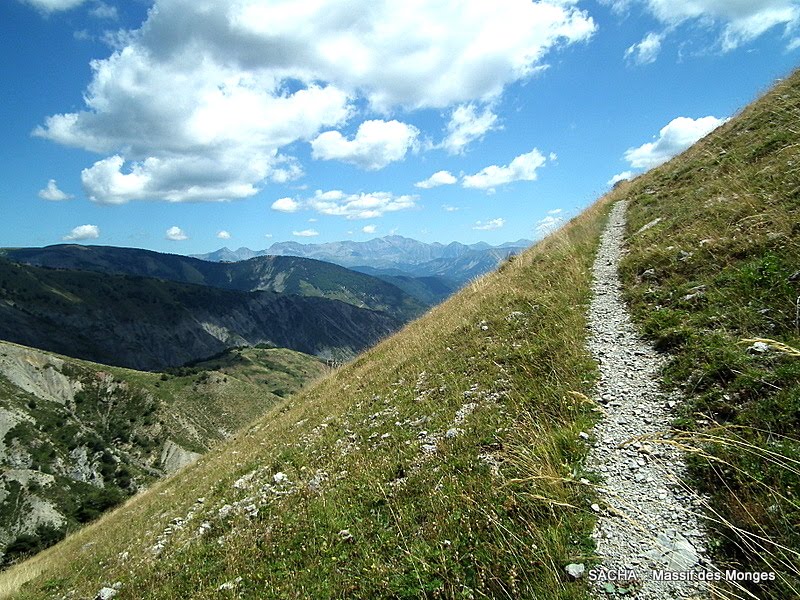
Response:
[311, 120, 419, 170]
[217, 230, 231, 239]
[472, 218, 506, 231]
[78, 152, 282, 204]
[63, 224, 99, 241]
[415, 170, 457, 189]
[304, 190, 417, 220]
[271, 197, 301, 213]
[165, 226, 188, 241]
[609, 0, 800, 52]
[624, 32, 664, 64]
[441, 104, 499, 154]
[237, 0, 596, 110]
[293, 229, 319, 237]
[362, 225, 377, 234]
[33, 0, 595, 203]
[462, 148, 548, 190]
[624, 116, 724, 169]
[535, 215, 564, 234]
[89, 1, 117, 20]
[38, 179, 73, 201]
[607, 171, 634, 186]
[20, 0, 87, 12]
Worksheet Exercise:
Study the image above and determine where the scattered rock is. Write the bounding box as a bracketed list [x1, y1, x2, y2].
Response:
[454, 402, 477, 424]
[565, 563, 586, 579]
[338, 529, 354, 543]
[746, 341, 770, 354]
[94, 588, 117, 600]
[233, 471, 256, 490]
[645, 532, 700, 570]
[217, 577, 242, 591]
[308, 470, 328, 493]
[445, 427, 463, 439]
[682, 290, 705, 302]
[635, 218, 662, 235]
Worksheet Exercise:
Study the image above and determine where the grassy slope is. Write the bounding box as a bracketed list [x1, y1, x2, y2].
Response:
[617, 72, 800, 597]
[118, 347, 330, 452]
[1, 197, 613, 599]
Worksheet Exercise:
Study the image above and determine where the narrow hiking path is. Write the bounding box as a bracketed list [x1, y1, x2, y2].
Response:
[586, 201, 717, 598]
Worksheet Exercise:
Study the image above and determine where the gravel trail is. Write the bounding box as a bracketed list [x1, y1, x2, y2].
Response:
[586, 200, 717, 598]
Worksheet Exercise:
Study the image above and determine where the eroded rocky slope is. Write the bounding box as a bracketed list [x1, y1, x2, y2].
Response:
[0, 340, 325, 567]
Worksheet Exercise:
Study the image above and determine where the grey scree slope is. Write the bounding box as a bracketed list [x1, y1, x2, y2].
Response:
[586, 200, 717, 598]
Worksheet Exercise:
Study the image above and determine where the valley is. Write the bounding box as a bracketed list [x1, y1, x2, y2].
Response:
[0, 341, 327, 567]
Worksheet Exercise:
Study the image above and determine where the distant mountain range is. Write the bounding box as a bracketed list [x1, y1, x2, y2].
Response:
[191, 235, 533, 286]
[0, 237, 531, 371]
[2, 245, 425, 322]
[0, 254, 404, 370]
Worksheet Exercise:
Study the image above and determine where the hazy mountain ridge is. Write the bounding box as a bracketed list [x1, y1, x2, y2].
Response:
[191, 235, 532, 285]
[352, 271, 459, 305]
[0, 341, 326, 566]
[0, 258, 400, 371]
[355, 247, 524, 284]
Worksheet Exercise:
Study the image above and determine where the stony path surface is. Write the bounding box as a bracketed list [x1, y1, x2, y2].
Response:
[586, 201, 717, 598]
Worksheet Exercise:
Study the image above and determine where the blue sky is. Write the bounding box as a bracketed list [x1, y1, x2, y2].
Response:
[2, 0, 800, 254]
